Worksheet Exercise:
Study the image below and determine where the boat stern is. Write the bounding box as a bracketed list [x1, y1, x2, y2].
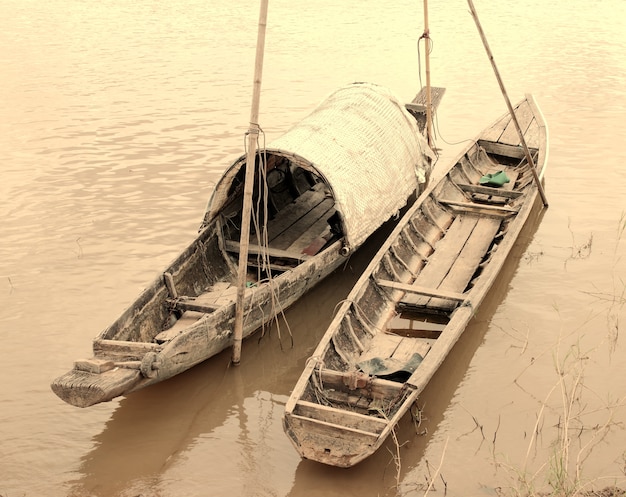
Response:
[51, 366, 143, 408]
[282, 408, 384, 468]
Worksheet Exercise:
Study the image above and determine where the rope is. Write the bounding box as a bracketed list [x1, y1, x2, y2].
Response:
[241, 128, 294, 350]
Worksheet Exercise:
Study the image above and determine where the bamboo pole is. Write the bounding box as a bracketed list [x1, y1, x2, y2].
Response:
[232, 0, 269, 365]
[423, 0, 433, 148]
[467, 0, 548, 207]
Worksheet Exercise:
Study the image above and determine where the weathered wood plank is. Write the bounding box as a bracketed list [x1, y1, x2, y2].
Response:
[439, 199, 518, 214]
[163, 272, 178, 298]
[295, 400, 387, 433]
[416, 215, 478, 286]
[167, 298, 220, 313]
[288, 413, 380, 438]
[93, 339, 161, 358]
[377, 279, 466, 302]
[224, 239, 308, 262]
[391, 337, 431, 363]
[478, 139, 529, 160]
[261, 182, 327, 242]
[74, 358, 115, 374]
[287, 208, 336, 254]
[50, 367, 142, 408]
[458, 183, 522, 198]
[427, 216, 502, 309]
[400, 215, 477, 310]
[271, 197, 335, 250]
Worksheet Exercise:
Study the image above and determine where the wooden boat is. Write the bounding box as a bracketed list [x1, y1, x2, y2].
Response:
[283, 94, 548, 467]
[51, 83, 435, 408]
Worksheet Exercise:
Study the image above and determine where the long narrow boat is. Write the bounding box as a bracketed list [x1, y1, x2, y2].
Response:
[283, 95, 548, 467]
[51, 83, 435, 408]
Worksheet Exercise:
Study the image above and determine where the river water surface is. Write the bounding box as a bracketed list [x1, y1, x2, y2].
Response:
[2, 1, 626, 496]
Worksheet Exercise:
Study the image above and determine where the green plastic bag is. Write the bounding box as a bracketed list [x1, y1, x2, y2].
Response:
[479, 170, 510, 187]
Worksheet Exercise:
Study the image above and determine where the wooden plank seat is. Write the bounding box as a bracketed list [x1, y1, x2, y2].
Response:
[166, 298, 220, 314]
[292, 399, 387, 436]
[438, 199, 518, 215]
[377, 279, 466, 302]
[457, 183, 523, 199]
[224, 240, 308, 263]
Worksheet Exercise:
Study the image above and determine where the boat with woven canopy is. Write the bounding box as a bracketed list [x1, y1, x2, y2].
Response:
[51, 82, 435, 408]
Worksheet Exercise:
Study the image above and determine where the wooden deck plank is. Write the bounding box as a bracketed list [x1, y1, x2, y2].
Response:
[167, 299, 220, 313]
[522, 119, 540, 150]
[287, 208, 337, 254]
[412, 214, 479, 291]
[259, 182, 327, 243]
[427, 216, 502, 309]
[400, 212, 500, 311]
[270, 197, 335, 250]
[93, 339, 161, 359]
[156, 282, 238, 342]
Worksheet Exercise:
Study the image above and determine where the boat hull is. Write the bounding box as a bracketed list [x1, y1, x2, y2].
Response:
[51, 82, 437, 408]
[51, 231, 346, 408]
[283, 95, 548, 466]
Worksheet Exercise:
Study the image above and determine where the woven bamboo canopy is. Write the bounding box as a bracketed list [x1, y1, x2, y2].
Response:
[204, 82, 433, 252]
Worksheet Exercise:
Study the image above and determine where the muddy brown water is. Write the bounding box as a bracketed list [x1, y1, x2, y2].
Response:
[2, 1, 626, 496]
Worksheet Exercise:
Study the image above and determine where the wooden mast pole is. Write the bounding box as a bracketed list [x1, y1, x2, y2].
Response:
[232, 0, 269, 365]
[423, 0, 433, 148]
[467, 0, 548, 207]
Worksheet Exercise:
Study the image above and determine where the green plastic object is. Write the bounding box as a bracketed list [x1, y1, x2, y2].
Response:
[479, 170, 510, 187]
